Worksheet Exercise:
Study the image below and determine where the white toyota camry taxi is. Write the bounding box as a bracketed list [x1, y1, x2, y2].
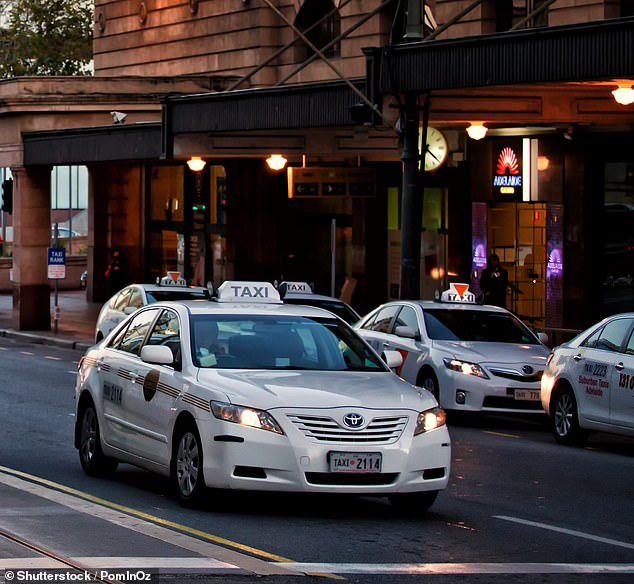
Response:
[355, 283, 550, 414]
[75, 281, 451, 510]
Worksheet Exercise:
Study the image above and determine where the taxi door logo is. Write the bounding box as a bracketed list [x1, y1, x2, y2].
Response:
[493, 144, 522, 198]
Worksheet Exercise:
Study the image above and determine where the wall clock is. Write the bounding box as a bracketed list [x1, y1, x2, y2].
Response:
[423, 126, 448, 171]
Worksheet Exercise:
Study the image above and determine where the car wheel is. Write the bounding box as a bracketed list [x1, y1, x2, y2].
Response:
[389, 491, 438, 514]
[171, 424, 206, 505]
[551, 385, 588, 446]
[418, 369, 440, 402]
[78, 403, 118, 476]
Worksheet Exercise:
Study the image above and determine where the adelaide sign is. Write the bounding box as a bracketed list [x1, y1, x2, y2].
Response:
[492, 141, 523, 199]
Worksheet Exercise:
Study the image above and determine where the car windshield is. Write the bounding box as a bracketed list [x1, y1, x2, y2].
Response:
[423, 308, 539, 344]
[284, 298, 360, 325]
[191, 314, 387, 371]
[146, 289, 208, 302]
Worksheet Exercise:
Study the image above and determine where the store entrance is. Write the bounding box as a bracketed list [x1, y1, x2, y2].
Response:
[487, 202, 546, 327]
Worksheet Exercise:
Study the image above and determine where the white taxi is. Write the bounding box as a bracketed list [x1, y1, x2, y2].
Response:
[541, 312, 634, 445]
[355, 284, 550, 414]
[94, 272, 209, 342]
[75, 281, 451, 510]
[278, 281, 361, 325]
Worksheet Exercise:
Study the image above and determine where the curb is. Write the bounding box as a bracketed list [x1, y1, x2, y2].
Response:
[0, 329, 93, 352]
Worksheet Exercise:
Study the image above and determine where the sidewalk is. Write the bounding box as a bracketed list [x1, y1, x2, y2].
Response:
[0, 289, 99, 352]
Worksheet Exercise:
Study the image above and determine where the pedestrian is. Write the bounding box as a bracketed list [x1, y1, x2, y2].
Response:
[104, 249, 128, 294]
[480, 253, 509, 308]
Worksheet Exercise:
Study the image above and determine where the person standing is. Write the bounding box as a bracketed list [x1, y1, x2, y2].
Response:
[104, 249, 128, 294]
[480, 253, 509, 308]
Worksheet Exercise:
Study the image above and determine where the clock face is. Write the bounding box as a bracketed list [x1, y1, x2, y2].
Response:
[423, 126, 448, 171]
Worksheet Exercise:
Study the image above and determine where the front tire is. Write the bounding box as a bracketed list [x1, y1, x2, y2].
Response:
[171, 424, 206, 505]
[551, 385, 588, 446]
[78, 403, 118, 476]
[418, 369, 440, 402]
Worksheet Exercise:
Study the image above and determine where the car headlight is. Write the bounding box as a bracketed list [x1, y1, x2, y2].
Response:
[414, 407, 447, 435]
[443, 357, 489, 379]
[210, 401, 284, 435]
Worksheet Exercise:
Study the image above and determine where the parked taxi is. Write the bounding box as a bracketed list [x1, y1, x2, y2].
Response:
[278, 281, 361, 325]
[355, 283, 550, 414]
[541, 312, 634, 445]
[75, 281, 451, 510]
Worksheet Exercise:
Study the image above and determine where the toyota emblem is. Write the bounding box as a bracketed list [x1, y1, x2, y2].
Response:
[522, 365, 534, 375]
[342, 412, 365, 429]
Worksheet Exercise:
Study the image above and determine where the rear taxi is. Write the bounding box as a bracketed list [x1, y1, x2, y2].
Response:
[355, 283, 550, 414]
[278, 281, 361, 325]
[75, 281, 451, 510]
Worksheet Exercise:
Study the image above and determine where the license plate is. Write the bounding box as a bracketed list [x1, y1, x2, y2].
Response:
[328, 452, 382, 473]
[514, 389, 541, 401]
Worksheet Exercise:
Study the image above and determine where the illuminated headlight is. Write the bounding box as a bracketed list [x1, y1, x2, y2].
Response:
[414, 407, 447, 435]
[210, 401, 284, 435]
[443, 357, 489, 379]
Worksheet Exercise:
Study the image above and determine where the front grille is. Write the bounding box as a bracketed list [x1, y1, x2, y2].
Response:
[482, 396, 544, 410]
[488, 367, 543, 383]
[305, 472, 399, 486]
[288, 414, 407, 444]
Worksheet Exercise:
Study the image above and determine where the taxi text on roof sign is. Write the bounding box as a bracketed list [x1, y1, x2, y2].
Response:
[216, 281, 282, 303]
[280, 281, 313, 294]
[440, 283, 477, 304]
[159, 271, 188, 287]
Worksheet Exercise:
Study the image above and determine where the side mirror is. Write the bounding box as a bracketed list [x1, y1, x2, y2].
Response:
[140, 345, 174, 365]
[382, 349, 403, 370]
[395, 325, 417, 340]
[537, 332, 549, 345]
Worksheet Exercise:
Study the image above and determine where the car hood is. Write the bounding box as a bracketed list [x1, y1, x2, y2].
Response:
[196, 369, 435, 411]
[431, 340, 549, 366]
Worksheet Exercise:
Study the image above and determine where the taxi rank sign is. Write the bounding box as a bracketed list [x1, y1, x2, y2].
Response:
[48, 247, 66, 279]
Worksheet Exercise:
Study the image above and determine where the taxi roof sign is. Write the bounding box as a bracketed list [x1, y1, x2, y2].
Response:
[278, 281, 313, 296]
[438, 283, 477, 304]
[215, 281, 281, 303]
[158, 271, 188, 287]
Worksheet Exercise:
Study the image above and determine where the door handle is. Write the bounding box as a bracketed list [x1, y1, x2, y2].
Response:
[615, 362, 625, 371]
[573, 354, 582, 361]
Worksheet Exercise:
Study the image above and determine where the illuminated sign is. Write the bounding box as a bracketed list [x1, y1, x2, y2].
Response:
[492, 143, 523, 199]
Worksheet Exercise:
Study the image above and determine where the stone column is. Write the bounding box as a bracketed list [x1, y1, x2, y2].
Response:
[11, 166, 52, 330]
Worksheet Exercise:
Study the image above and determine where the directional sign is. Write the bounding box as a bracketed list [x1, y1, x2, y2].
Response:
[48, 247, 66, 280]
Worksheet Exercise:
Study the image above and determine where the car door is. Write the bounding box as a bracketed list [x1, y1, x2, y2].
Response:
[123, 308, 184, 465]
[610, 321, 634, 430]
[573, 318, 632, 424]
[382, 305, 427, 381]
[101, 307, 160, 454]
[357, 304, 401, 357]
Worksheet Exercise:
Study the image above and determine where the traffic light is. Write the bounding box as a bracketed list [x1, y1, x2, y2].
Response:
[1, 179, 13, 214]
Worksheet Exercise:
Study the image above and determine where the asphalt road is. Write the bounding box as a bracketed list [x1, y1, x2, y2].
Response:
[1, 336, 633, 583]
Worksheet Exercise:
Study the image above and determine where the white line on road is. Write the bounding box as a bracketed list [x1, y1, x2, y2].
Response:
[494, 515, 634, 550]
[273, 562, 634, 574]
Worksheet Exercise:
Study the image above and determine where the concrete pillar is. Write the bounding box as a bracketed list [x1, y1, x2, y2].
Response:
[86, 165, 110, 303]
[11, 166, 52, 330]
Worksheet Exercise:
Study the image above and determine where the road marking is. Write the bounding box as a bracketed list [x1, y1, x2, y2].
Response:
[484, 431, 520, 439]
[0, 466, 296, 576]
[45, 355, 62, 361]
[494, 515, 634, 550]
[19, 351, 34, 356]
[273, 562, 634, 574]
[0, 557, 240, 571]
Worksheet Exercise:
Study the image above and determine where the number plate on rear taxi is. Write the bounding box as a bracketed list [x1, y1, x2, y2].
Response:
[329, 452, 382, 473]
[513, 389, 540, 401]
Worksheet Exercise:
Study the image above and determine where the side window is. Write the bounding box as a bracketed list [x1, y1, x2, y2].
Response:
[128, 288, 144, 309]
[113, 309, 158, 355]
[394, 306, 419, 335]
[626, 330, 634, 355]
[362, 305, 400, 333]
[596, 318, 633, 352]
[146, 309, 181, 368]
[113, 287, 132, 311]
[581, 327, 601, 349]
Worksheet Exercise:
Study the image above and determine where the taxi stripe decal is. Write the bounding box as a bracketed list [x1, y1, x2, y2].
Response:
[182, 393, 211, 412]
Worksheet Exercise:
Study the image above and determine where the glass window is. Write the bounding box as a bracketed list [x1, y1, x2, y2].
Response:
[394, 305, 419, 335]
[113, 287, 133, 311]
[595, 318, 633, 352]
[362, 305, 400, 333]
[190, 314, 387, 373]
[128, 288, 144, 309]
[147, 309, 181, 367]
[146, 289, 209, 303]
[112, 309, 158, 355]
[581, 327, 602, 349]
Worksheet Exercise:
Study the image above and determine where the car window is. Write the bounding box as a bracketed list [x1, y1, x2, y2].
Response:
[626, 330, 634, 355]
[594, 318, 633, 352]
[146, 289, 209, 303]
[190, 314, 388, 372]
[284, 297, 360, 325]
[128, 288, 144, 309]
[146, 309, 181, 367]
[423, 309, 539, 344]
[395, 306, 419, 335]
[581, 327, 602, 348]
[111, 309, 159, 355]
[113, 287, 133, 311]
[361, 305, 400, 333]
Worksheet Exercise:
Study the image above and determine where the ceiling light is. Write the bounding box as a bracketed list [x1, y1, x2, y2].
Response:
[466, 122, 488, 140]
[611, 84, 634, 106]
[186, 156, 206, 172]
[266, 154, 287, 171]
[537, 156, 550, 171]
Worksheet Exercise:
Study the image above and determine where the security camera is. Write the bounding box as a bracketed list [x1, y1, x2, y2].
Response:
[110, 111, 127, 124]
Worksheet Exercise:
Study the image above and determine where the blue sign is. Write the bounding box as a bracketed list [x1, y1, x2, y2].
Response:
[48, 247, 66, 279]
